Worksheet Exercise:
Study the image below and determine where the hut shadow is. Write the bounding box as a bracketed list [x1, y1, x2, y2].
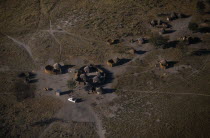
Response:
[143, 39, 149, 44]
[181, 14, 191, 18]
[165, 30, 176, 34]
[31, 118, 65, 126]
[60, 90, 72, 95]
[29, 79, 38, 83]
[117, 58, 131, 66]
[61, 65, 75, 74]
[190, 37, 202, 44]
[191, 49, 210, 56]
[103, 88, 116, 94]
[167, 61, 178, 68]
[135, 50, 147, 55]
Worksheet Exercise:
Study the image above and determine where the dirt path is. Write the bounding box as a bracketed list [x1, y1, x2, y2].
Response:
[6, 35, 33, 59]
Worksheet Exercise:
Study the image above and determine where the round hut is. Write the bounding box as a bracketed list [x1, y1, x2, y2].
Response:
[93, 76, 100, 84]
[159, 59, 168, 69]
[53, 63, 62, 74]
[45, 65, 56, 74]
[96, 87, 103, 95]
[84, 66, 90, 73]
[80, 73, 88, 82]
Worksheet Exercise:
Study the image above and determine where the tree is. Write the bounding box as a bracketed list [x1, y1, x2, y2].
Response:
[188, 22, 199, 32]
[149, 35, 169, 49]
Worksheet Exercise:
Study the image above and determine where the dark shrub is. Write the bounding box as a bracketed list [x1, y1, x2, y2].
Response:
[67, 80, 76, 89]
[149, 35, 169, 49]
[188, 22, 199, 32]
[196, 1, 205, 13]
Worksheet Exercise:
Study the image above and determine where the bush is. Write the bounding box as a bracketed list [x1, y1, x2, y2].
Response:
[67, 80, 76, 89]
[196, 1, 205, 13]
[188, 22, 199, 32]
[149, 35, 169, 49]
[177, 41, 189, 56]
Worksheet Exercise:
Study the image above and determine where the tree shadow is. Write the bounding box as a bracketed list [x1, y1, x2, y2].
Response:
[18, 72, 36, 79]
[191, 49, 210, 56]
[190, 37, 202, 44]
[199, 27, 210, 33]
[61, 65, 75, 74]
[166, 40, 179, 48]
[14, 81, 35, 102]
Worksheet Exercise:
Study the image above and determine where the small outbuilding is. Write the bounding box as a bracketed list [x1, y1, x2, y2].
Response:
[159, 59, 168, 69]
[128, 48, 137, 54]
[96, 87, 103, 95]
[55, 90, 62, 96]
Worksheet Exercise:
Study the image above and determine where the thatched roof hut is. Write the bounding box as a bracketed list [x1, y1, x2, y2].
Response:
[159, 59, 168, 69]
[96, 87, 103, 95]
[45, 65, 55, 74]
[53, 63, 61, 70]
[137, 37, 145, 44]
[93, 76, 100, 83]
[107, 59, 115, 67]
[128, 48, 137, 54]
[80, 74, 87, 81]
[84, 66, 90, 73]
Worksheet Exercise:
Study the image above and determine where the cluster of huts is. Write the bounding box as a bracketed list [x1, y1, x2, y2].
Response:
[150, 12, 185, 35]
[74, 64, 106, 94]
[45, 63, 62, 75]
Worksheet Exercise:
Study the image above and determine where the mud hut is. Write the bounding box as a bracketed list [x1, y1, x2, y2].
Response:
[107, 39, 119, 45]
[55, 90, 61, 96]
[150, 20, 157, 27]
[93, 76, 100, 84]
[128, 48, 137, 54]
[80, 73, 88, 82]
[96, 87, 103, 95]
[159, 59, 168, 69]
[107, 59, 115, 67]
[137, 37, 145, 44]
[53, 63, 62, 73]
[45, 65, 56, 74]
[166, 17, 172, 21]
[84, 66, 90, 73]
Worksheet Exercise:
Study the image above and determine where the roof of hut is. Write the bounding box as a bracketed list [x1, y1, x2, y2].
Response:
[53, 63, 61, 70]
